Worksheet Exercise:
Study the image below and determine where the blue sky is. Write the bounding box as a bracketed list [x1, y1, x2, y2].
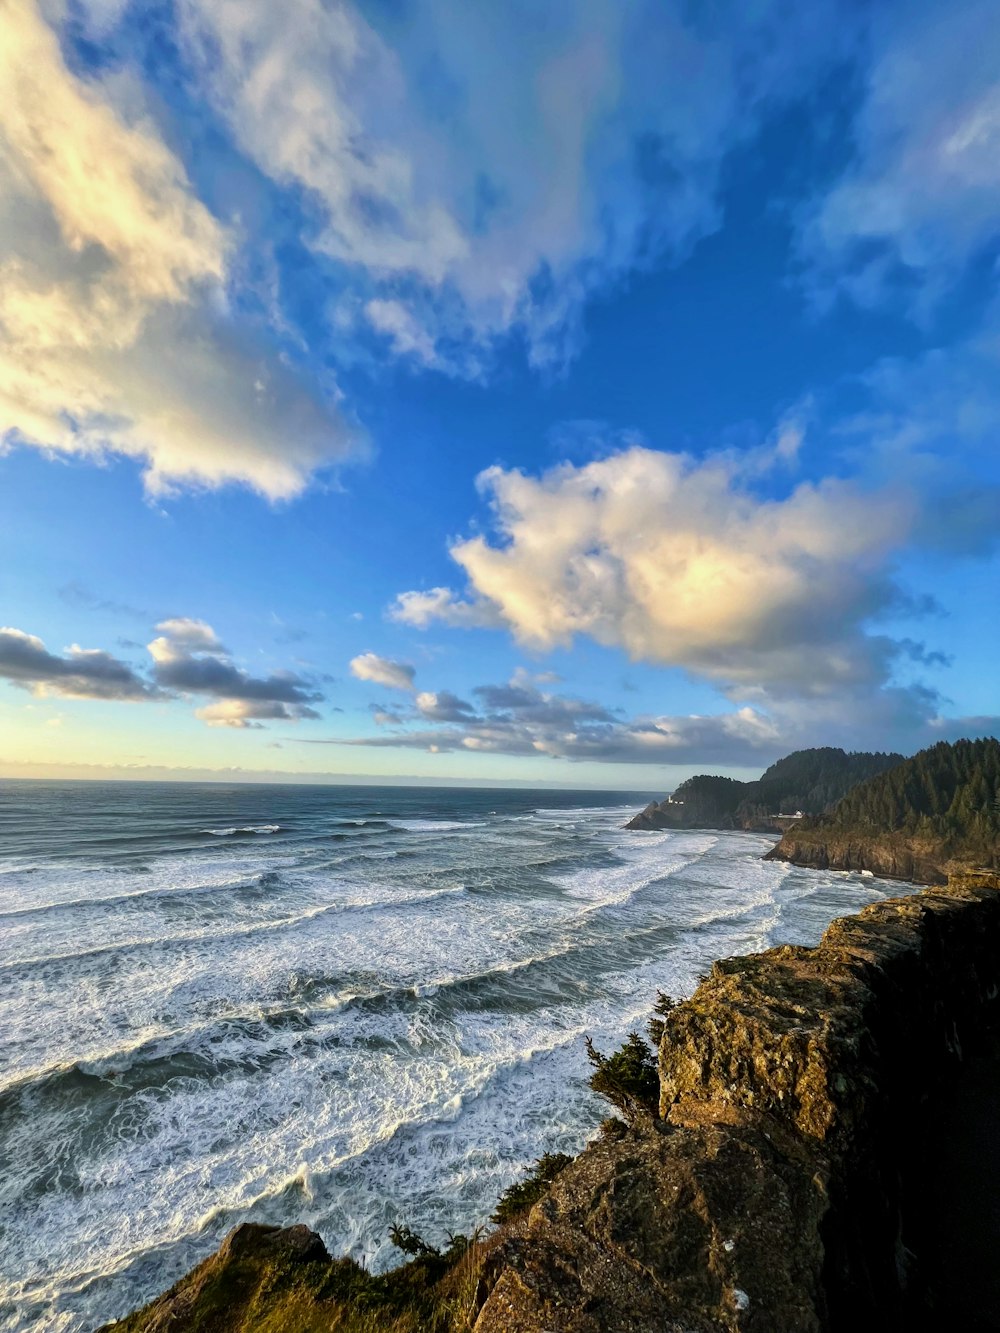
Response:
[0, 0, 998, 788]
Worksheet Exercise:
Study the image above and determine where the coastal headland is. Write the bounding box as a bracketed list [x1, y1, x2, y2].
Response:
[766, 739, 1000, 885]
[107, 867, 1000, 1331]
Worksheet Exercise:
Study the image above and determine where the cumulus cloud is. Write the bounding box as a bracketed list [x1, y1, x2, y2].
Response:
[0, 626, 156, 700]
[415, 690, 478, 723]
[147, 618, 322, 726]
[394, 446, 916, 698]
[349, 652, 416, 692]
[148, 618, 225, 659]
[0, 0, 363, 497]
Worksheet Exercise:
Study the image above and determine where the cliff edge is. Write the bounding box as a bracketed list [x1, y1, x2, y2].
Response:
[106, 870, 1000, 1332]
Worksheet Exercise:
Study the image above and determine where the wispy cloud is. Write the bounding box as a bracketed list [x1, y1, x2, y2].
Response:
[800, 0, 1000, 312]
[57, 581, 148, 621]
[310, 668, 997, 767]
[175, 0, 859, 371]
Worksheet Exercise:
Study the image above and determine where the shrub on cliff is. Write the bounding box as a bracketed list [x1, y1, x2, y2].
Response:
[585, 1031, 659, 1123]
[490, 1152, 573, 1224]
[646, 989, 676, 1047]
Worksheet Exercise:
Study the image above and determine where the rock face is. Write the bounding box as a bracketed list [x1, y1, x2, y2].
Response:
[764, 827, 952, 883]
[108, 871, 1000, 1333]
[473, 870, 1000, 1330]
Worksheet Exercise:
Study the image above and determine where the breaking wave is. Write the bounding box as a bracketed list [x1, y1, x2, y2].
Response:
[0, 781, 914, 1332]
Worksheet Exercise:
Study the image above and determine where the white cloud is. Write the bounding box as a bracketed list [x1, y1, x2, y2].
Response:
[148, 618, 224, 662]
[0, 0, 363, 497]
[802, 0, 1000, 309]
[177, 0, 855, 368]
[395, 446, 915, 697]
[349, 651, 416, 692]
[390, 586, 502, 630]
[194, 698, 312, 729]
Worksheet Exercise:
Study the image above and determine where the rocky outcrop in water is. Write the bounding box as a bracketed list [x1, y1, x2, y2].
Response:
[108, 870, 1000, 1332]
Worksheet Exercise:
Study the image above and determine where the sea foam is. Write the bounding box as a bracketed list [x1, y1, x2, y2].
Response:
[0, 790, 914, 1333]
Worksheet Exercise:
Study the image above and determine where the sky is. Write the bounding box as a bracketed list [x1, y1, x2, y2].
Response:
[0, 0, 998, 790]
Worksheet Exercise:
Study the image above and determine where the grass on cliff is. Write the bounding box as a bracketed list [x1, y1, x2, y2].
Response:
[109, 1238, 492, 1333]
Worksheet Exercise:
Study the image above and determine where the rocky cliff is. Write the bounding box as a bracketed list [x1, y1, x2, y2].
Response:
[764, 826, 954, 883]
[107, 871, 1000, 1332]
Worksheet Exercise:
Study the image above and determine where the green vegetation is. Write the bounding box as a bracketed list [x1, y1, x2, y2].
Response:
[490, 1153, 573, 1224]
[584, 993, 675, 1125]
[585, 1032, 659, 1123]
[742, 746, 906, 821]
[801, 738, 1000, 859]
[665, 774, 746, 824]
[658, 747, 906, 828]
[644, 989, 677, 1048]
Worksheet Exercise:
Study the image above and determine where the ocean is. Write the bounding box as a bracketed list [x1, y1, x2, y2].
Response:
[0, 780, 912, 1331]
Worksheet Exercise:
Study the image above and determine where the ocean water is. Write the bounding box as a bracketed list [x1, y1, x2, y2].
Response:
[0, 779, 912, 1332]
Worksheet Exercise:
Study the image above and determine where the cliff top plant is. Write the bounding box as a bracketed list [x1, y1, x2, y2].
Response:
[490, 1152, 573, 1225]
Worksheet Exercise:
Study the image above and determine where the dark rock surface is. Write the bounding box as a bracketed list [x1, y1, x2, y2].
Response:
[108, 871, 1000, 1333]
[915, 1050, 1000, 1329]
